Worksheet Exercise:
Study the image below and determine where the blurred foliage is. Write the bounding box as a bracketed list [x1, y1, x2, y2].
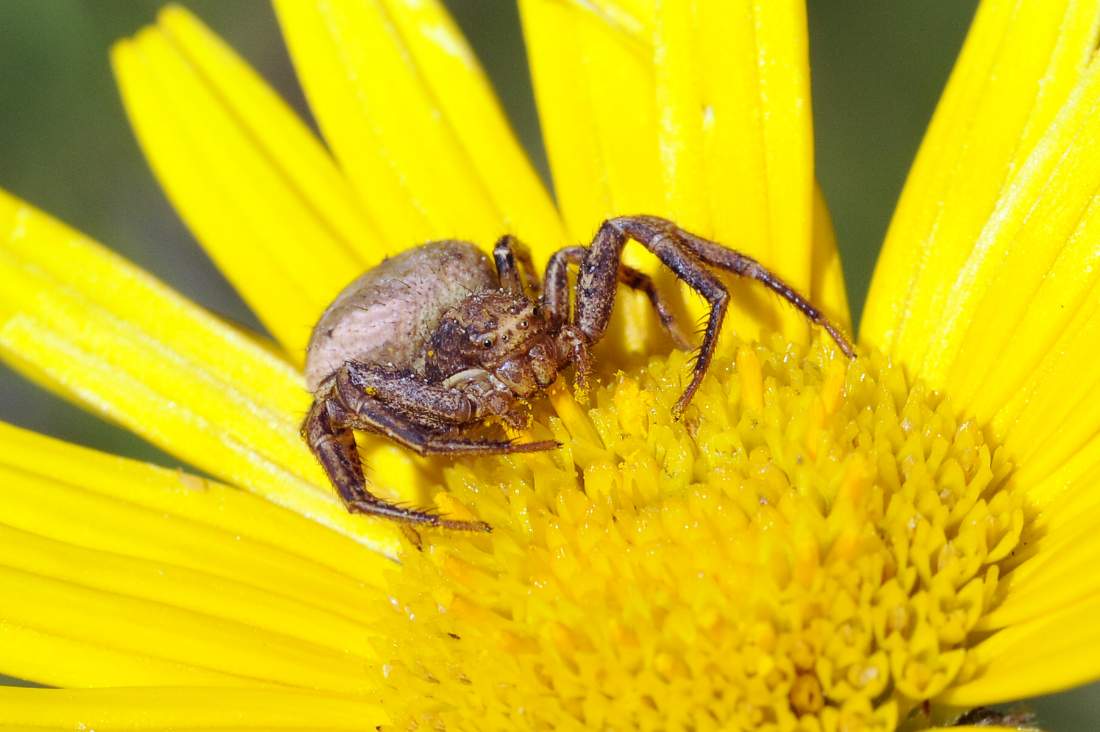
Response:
[0, 1, 1096, 725]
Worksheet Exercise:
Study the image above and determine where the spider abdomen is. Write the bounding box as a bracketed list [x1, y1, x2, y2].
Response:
[304, 241, 496, 391]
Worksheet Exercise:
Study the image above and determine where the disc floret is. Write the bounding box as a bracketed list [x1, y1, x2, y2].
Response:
[368, 337, 1025, 731]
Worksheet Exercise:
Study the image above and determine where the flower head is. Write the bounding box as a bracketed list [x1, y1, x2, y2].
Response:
[371, 340, 1023, 729]
[1, 1, 1099, 730]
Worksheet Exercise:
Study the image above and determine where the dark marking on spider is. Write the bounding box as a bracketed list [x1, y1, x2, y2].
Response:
[302, 215, 855, 531]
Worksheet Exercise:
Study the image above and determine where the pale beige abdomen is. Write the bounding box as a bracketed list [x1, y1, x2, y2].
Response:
[304, 241, 496, 391]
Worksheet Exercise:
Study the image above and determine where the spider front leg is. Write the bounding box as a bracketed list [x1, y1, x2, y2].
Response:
[575, 216, 855, 416]
[541, 244, 694, 372]
[493, 235, 541, 297]
[573, 219, 730, 416]
[641, 217, 856, 358]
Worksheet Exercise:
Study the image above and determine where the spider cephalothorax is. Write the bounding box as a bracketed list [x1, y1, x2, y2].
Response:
[425, 291, 562, 398]
[302, 215, 855, 531]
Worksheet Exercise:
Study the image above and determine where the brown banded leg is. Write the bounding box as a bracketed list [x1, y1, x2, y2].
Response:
[493, 234, 541, 297]
[542, 245, 692, 348]
[642, 217, 856, 357]
[302, 387, 489, 531]
[337, 364, 559, 456]
[577, 216, 856, 414]
[615, 266, 693, 349]
[541, 246, 584, 329]
[574, 218, 729, 416]
[554, 324, 593, 394]
[303, 365, 558, 531]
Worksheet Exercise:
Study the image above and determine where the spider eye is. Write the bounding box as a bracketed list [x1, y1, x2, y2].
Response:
[520, 319, 529, 329]
[482, 337, 494, 349]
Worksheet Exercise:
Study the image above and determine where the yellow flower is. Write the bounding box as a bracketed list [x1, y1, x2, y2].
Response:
[0, 1, 1098, 730]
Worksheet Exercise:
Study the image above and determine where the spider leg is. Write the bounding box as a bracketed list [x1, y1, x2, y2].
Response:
[542, 245, 691, 348]
[337, 363, 559, 456]
[575, 218, 730, 416]
[660, 220, 855, 357]
[579, 216, 855, 415]
[493, 234, 541, 297]
[302, 364, 557, 531]
[302, 389, 489, 531]
[615, 265, 694, 350]
[541, 246, 584, 329]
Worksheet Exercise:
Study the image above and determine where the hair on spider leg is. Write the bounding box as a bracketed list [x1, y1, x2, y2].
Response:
[386, 498, 440, 515]
[691, 318, 710, 339]
[388, 497, 494, 532]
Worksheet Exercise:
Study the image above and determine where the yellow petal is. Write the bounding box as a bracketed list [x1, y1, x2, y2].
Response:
[863, 0, 1100, 366]
[1026, 458, 1100, 534]
[0, 525, 378, 677]
[935, 50, 1100, 484]
[0, 442, 380, 613]
[273, 0, 564, 255]
[0, 190, 410, 556]
[860, 0, 1100, 502]
[0, 420, 391, 598]
[989, 277, 1100, 490]
[1, 620, 250, 689]
[0, 687, 385, 729]
[0, 422, 395, 687]
[811, 184, 852, 333]
[0, 563, 371, 692]
[522, 0, 834, 352]
[939, 53, 1100, 401]
[520, 0, 668, 357]
[519, 0, 659, 241]
[654, 0, 816, 341]
[978, 506, 1100, 628]
[944, 593, 1100, 705]
[112, 6, 379, 359]
[0, 421, 391, 589]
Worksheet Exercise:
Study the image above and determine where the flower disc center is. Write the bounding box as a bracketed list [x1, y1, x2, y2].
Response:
[369, 338, 1024, 731]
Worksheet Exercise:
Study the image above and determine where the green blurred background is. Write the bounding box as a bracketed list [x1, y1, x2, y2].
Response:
[0, 1, 1096, 726]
